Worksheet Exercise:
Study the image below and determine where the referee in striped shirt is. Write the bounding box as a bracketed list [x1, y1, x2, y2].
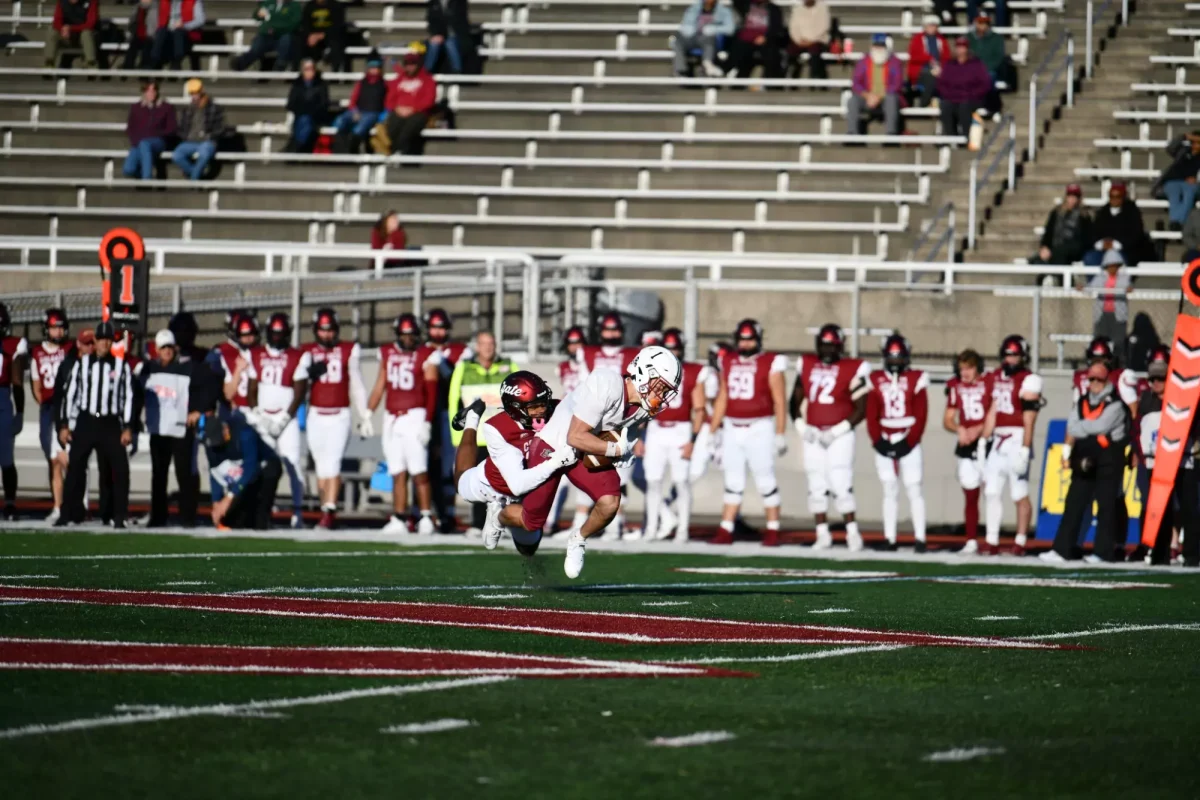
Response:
[57, 322, 134, 528]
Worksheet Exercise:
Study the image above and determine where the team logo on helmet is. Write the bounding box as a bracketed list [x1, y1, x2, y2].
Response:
[500, 370, 554, 429]
[1086, 337, 1114, 363]
[395, 313, 421, 347]
[43, 308, 70, 344]
[628, 345, 682, 416]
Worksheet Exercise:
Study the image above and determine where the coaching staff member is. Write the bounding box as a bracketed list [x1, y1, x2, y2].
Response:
[57, 322, 134, 528]
[142, 328, 207, 528]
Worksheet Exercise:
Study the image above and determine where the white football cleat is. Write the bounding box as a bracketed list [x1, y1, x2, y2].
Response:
[958, 539, 979, 555]
[1038, 549, 1067, 563]
[416, 515, 436, 535]
[846, 530, 864, 552]
[654, 503, 678, 540]
[464, 527, 483, 539]
[1082, 553, 1103, 564]
[564, 531, 586, 579]
[622, 527, 644, 542]
[482, 501, 505, 550]
[382, 516, 412, 534]
[44, 507, 61, 524]
[812, 531, 833, 550]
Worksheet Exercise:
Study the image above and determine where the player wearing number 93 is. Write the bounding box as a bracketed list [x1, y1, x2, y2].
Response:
[369, 313, 441, 534]
[792, 323, 870, 551]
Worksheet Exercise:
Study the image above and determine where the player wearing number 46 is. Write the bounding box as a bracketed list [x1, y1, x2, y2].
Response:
[709, 319, 790, 546]
[866, 334, 928, 552]
[792, 324, 870, 550]
[303, 307, 371, 531]
[368, 313, 441, 534]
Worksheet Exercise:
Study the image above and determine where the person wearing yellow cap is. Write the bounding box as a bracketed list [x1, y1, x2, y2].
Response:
[172, 79, 226, 180]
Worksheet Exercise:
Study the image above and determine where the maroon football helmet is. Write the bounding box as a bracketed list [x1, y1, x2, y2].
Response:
[1147, 344, 1170, 380]
[1085, 336, 1114, 365]
[882, 333, 910, 374]
[395, 313, 421, 350]
[43, 308, 70, 344]
[999, 334, 1029, 375]
[426, 307, 452, 344]
[599, 311, 624, 345]
[661, 327, 685, 357]
[265, 312, 291, 350]
[500, 370, 553, 429]
[735, 318, 763, 356]
[312, 306, 339, 346]
[235, 314, 260, 347]
[816, 323, 843, 364]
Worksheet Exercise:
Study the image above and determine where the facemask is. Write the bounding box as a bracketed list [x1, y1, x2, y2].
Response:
[870, 48, 888, 64]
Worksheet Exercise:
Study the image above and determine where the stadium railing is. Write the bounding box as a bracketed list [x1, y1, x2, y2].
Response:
[967, 114, 1017, 250]
[905, 201, 955, 267]
[1026, 28, 1073, 161]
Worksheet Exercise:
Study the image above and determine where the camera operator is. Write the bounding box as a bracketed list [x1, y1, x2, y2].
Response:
[1043, 359, 1131, 562]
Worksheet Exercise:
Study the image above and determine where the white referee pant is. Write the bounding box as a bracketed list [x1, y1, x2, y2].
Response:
[721, 417, 780, 508]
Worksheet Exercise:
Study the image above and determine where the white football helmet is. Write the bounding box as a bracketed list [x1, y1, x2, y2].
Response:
[628, 345, 682, 416]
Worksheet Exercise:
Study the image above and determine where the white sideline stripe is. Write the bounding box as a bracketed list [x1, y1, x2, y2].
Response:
[0, 550, 480, 561]
[924, 746, 1005, 762]
[0, 675, 511, 740]
[674, 567, 901, 579]
[663, 645, 908, 665]
[0, 663, 682, 678]
[648, 731, 737, 748]
[474, 593, 530, 600]
[230, 576, 917, 595]
[0, 575, 57, 580]
[808, 608, 854, 614]
[975, 615, 1021, 621]
[159, 581, 214, 586]
[381, 719, 475, 735]
[1022, 623, 1200, 641]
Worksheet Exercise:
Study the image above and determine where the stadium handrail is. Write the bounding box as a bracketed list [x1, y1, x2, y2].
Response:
[905, 201, 955, 265]
[1026, 29, 1073, 160]
[967, 115, 1017, 249]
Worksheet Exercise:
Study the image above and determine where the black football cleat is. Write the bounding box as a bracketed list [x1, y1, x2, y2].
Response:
[452, 398, 487, 432]
[2, 504, 16, 521]
[877, 541, 898, 552]
[914, 541, 928, 554]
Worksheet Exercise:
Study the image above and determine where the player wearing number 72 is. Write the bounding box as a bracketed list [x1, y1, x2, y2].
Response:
[368, 313, 441, 534]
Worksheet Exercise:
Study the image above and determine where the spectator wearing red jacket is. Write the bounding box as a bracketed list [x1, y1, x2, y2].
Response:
[379, 52, 437, 157]
[151, 0, 207, 71]
[45, 0, 99, 69]
[370, 210, 409, 268]
[906, 15, 949, 106]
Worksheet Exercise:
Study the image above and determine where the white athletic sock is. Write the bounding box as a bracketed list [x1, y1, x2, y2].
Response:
[1014, 532, 1027, 547]
[985, 494, 1003, 546]
[465, 406, 483, 430]
[908, 486, 927, 542]
[571, 510, 589, 531]
[846, 520, 861, 542]
[719, 519, 735, 533]
[645, 480, 663, 537]
[882, 485, 899, 543]
[420, 509, 432, 518]
[676, 482, 691, 539]
[322, 502, 337, 513]
[815, 522, 831, 542]
[766, 519, 780, 531]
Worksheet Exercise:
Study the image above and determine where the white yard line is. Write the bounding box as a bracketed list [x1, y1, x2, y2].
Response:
[975, 615, 1021, 621]
[924, 746, 1005, 762]
[1022, 622, 1200, 641]
[662, 644, 909, 665]
[474, 594, 529, 600]
[642, 601, 691, 607]
[381, 719, 475, 735]
[808, 608, 854, 614]
[0, 550, 480, 562]
[0, 575, 58, 580]
[159, 581, 214, 587]
[0, 675, 512, 741]
[648, 731, 737, 748]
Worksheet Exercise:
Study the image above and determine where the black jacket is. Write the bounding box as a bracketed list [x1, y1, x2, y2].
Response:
[732, 0, 786, 45]
[1091, 200, 1148, 262]
[301, 0, 344, 35]
[287, 75, 331, 120]
[1039, 204, 1091, 259]
[426, 0, 470, 39]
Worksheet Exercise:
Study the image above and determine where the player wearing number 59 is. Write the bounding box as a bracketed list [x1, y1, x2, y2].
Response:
[369, 313, 441, 534]
[709, 319, 790, 546]
[792, 324, 870, 551]
[303, 307, 371, 531]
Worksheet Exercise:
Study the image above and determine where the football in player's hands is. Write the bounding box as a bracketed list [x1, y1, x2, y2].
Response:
[584, 429, 623, 470]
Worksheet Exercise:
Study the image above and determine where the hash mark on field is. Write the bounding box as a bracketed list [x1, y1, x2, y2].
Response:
[649, 731, 736, 748]
[642, 601, 691, 607]
[160, 581, 214, 587]
[809, 608, 853, 614]
[381, 719, 475, 735]
[923, 746, 1005, 763]
[975, 616, 1021, 621]
[0, 575, 57, 580]
[474, 594, 529, 600]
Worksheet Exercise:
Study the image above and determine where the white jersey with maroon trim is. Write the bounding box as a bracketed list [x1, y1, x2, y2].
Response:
[247, 345, 310, 413]
[539, 368, 631, 452]
[29, 341, 71, 403]
[720, 351, 788, 420]
[796, 355, 870, 428]
[305, 341, 363, 410]
[986, 367, 1043, 429]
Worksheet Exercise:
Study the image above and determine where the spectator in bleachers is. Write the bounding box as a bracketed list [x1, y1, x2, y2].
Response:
[425, 0, 471, 74]
[1182, 205, 1200, 263]
[331, 51, 388, 154]
[1030, 184, 1091, 271]
[787, 0, 830, 81]
[234, 0, 302, 72]
[846, 34, 903, 136]
[123, 81, 177, 181]
[150, 0, 206, 71]
[906, 15, 949, 107]
[172, 79, 225, 180]
[1077, 250, 1130, 358]
[286, 59, 330, 153]
[968, 0, 1007, 28]
[673, 0, 735, 78]
[123, 0, 157, 70]
[370, 210, 408, 268]
[1084, 182, 1152, 266]
[301, 0, 346, 72]
[936, 37, 990, 138]
[968, 14, 1005, 78]
[729, 0, 785, 81]
[45, 0, 99, 70]
[1157, 132, 1200, 230]
[375, 52, 437, 157]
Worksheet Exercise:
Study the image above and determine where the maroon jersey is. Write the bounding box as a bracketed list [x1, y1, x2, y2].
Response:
[482, 410, 537, 497]
[29, 341, 72, 404]
[654, 362, 705, 424]
[249, 345, 307, 413]
[985, 367, 1043, 428]
[865, 369, 929, 446]
[558, 358, 585, 396]
[945, 376, 991, 427]
[721, 351, 789, 420]
[580, 344, 637, 376]
[305, 341, 358, 409]
[216, 341, 250, 408]
[0, 335, 28, 388]
[796, 354, 870, 428]
[380, 342, 440, 416]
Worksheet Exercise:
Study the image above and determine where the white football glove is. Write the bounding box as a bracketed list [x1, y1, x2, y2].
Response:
[417, 421, 432, 446]
[604, 427, 632, 460]
[818, 419, 851, 448]
[268, 413, 290, 439]
[977, 437, 990, 463]
[1014, 445, 1031, 476]
[774, 432, 788, 456]
[550, 448, 578, 469]
[799, 421, 820, 445]
[357, 417, 375, 438]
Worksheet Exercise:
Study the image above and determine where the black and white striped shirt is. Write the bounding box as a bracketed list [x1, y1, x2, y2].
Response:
[63, 354, 135, 427]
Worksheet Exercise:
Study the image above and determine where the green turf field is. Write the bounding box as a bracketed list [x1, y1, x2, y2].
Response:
[1, 531, 1198, 799]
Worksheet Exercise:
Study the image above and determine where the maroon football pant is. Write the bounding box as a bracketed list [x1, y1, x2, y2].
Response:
[518, 436, 621, 531]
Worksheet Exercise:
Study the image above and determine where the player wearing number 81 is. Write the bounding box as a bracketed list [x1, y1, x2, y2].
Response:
[368, 313, 441, 534]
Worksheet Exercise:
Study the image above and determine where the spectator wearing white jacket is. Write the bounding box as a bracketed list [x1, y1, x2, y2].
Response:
[787, 0, 830, 80]
[674, 0, 735, 77]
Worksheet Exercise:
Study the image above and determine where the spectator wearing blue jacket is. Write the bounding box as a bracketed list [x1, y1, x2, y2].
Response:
[202, 406, 282, 530]
[674, 0, 734, 77]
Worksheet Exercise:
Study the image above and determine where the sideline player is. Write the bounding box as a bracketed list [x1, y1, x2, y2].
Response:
[943, 349, 990, 553]
[866, 334, 928, 552]
[981, 334, 1044, 555]
[545, 325, 590, 536]
[303, 307, 372, 530]
[452, 371, 577, 554]
[369, 313, 440, 534]
[0, 303, 28, 520]
[642, 327, 707, 541]
[709, 319, 788, 546]
[689, 340, 731, 484]
[242, 312, 310, 528]
[218, 310, 258, 409]
[495, 346, 682, 578]
[29, 309, 73, 523]
[792, 323, 869, 550]
[425, 307, 469, 531]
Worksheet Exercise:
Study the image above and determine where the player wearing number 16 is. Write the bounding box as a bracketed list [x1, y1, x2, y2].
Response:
[368, 313, 441, 534]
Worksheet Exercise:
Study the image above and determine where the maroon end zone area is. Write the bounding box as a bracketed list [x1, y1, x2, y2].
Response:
[0, 586, 1076, 651]
[0, 638, 747, 679]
